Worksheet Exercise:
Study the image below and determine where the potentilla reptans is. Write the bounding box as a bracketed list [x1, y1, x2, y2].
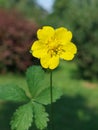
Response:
[30, 26, 77, 69]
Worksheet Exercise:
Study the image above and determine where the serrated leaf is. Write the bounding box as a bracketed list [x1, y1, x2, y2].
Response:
[33, 103, 49, 130]
[26, 66, 49, 97]
[35, 86, 63, 105]
[0, 84, 29, 102]
[11, 102, 33, 130]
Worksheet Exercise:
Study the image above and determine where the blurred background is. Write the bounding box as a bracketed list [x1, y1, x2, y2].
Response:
[0, 0, 98, 130]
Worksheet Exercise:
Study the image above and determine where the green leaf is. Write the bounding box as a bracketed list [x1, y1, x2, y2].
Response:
[33, 103, 49, 130]
[11, 102, 33, 130]
[26, 66, 49, 97]
[35, 86, 63, 105]
[0, 84, 29, 102]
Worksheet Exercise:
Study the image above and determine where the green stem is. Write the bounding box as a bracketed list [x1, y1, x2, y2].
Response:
[50, 71, 54, 130]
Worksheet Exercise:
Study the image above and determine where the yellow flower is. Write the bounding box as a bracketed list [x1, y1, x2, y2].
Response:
[31, 26, 77, 69]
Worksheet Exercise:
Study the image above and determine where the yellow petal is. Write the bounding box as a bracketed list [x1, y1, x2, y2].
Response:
[31, 41, 43, 51]
[31, 41, 47, 58]
[63, 42, 77, 54]
[37, 26, 55, 42]
[60, 52, 75, 60]
[40, 54, 50, 69]
[40, 55, 59, 69]
[32, 50, 43, 58]
[55, 27, 72, 45]
[49, 55, 59, 69]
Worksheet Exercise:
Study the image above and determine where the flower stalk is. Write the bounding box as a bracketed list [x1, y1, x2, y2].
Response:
[50, 70, 54, 130]
[30, 25, 77, 130]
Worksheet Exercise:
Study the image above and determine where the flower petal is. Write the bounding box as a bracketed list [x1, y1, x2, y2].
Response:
[32, 50, 42, 58]
[60, 42, 77, 60]
[55, 27, 72, 45]
[41, 55, 59, 69]
[37, 26, 55, 42]
[49, 56, 59, 69]
[40, 54, 50, 69]
[31, 41, 47, 58]
[31, 41, 42, 51]
[60, 52, 75, 60]
[63, 42, 77, 54]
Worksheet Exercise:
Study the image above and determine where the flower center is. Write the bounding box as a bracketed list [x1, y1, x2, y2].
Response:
[45, 37, 66, 57]
[48, 44, 64, 57]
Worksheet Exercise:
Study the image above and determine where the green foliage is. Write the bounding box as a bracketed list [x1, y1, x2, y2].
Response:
[0, 65, 63, 130]
[26, 66, 62, 104]
[11, 102, 49, 130]
[0, 0, 48, 23]
[0, 0, 13, 9]
[2, 62, 98, 130]
[14, 0, 47, 21]
[43, 0, 72, 27]
[71, 0, 98, 80]
[46, 0, 98, 80]
[0, 84, 29, 102]
[33, 103, 49, 130]
[35, 86, 63, 105]
[11, 103, 33, 130]
[26, 66, 48, 97]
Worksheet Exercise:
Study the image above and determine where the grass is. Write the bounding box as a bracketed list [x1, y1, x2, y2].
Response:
[0, 61, 98, 130]
[0, 72, 27, 91]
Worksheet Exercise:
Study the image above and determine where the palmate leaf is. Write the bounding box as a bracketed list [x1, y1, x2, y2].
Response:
[26, 66, 49, 97]
[0, 65, 63, 130]
[0, 84, 29, 102]
[11, 102, 33, 130]
[26, 66, 63, 105]
[35, 86, 63, 105]
[33, 102, 49, 130]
